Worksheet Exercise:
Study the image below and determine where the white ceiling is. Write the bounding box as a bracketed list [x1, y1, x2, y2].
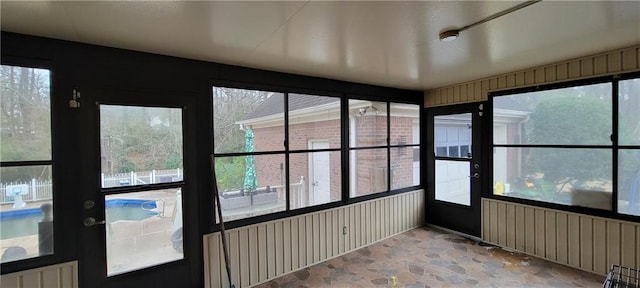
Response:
[1, 1, 639, 90]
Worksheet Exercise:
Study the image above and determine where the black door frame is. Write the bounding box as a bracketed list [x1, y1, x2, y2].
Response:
[77, 88, 201, 288]
[426, 102, 486, 237]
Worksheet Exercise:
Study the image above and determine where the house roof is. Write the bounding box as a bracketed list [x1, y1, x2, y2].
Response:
[241, 93, 339, 121]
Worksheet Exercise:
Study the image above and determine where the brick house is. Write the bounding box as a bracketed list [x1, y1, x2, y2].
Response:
[237, 95, 420, 208]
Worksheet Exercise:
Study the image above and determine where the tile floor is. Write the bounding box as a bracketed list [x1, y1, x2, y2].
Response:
[256, 226, 605, 288]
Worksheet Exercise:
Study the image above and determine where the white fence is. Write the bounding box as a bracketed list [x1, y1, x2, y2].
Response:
[101, 168, 183, 188]
[0, 168, 183, 204]
[0, 179, 52, 203]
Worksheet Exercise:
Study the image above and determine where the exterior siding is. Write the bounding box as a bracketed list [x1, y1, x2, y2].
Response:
[204, 189, 425, 288]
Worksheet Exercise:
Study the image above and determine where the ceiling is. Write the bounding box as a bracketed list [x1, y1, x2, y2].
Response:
[1, 1, 639, 90]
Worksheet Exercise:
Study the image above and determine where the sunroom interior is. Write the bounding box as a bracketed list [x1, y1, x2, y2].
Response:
[0, 1, 639, 287]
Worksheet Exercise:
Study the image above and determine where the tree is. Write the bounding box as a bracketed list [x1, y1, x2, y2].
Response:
[0, 66, 52, 182]
[526, 94, 612, 192]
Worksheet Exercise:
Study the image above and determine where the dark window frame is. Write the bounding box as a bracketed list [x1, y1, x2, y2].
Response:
[0, 59, 69, 274]
[488, 71, 640, 223]
[210, 83, 423, 230]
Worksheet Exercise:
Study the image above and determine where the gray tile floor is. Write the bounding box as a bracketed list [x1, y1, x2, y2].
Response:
[256, 226, 604, 287]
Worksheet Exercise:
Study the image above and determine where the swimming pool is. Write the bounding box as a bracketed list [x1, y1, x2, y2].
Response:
[0, 199, 159, 240]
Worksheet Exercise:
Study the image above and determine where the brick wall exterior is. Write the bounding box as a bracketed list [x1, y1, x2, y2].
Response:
[252, 115, 415, 200]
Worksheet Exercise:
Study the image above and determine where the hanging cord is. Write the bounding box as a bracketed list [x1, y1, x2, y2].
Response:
[210, 155, 235, 288]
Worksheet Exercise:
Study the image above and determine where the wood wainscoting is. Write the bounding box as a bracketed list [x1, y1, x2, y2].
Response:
[204, 189, 425, 288]
[482, 198, 639, 276]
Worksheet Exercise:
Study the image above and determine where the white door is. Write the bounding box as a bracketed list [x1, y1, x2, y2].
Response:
[310, 141, 330, 205]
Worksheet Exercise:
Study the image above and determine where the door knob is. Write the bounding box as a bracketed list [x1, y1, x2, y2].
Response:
[469, 173, 480, 179]
[84, 217, 106, 227]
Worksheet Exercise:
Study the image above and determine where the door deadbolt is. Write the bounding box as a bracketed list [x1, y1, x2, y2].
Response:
[83, 200, 95, 209]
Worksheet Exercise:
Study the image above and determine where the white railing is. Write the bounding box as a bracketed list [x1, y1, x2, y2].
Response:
[0, 179, 53, 203]
[0, 168, 183, 204]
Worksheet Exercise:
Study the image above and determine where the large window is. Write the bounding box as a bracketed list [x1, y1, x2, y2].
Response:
[0, 65, 53, 263]
[213, 86, 421, 222]
[348, 101, 421, 198]
[493, 76, 640, 216]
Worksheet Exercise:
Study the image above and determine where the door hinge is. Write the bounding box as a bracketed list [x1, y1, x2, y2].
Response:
[70, 90, 81, 108]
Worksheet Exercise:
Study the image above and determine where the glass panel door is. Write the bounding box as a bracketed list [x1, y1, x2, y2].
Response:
[427, 105, 483, 237]
[99, 105, 185, 276]
[80, 90, 197, 288]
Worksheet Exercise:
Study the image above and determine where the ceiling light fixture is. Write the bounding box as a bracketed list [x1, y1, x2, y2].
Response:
[439, 0, 541, 42]
[439, 30, 459, 42]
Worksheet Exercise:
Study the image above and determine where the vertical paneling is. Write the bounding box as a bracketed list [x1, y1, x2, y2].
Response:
[621, 223, 636, 268]
[607, 222, 620, 274]
[545, 211, 556, 261]
[1, 262, 79, 288]
[239, 229, 250, 286]
[594, 55, 607, 75]
[204, 189, 425, 288]
[313, 214, 320, 263]
[228, 231, 240, 286]
[544, 66, 557, 82]
[338, 208, 345, 254]
[258, 225, 268, 281]
[622, 47, 638, 70]
[424, 45, 640, 107]
[274, 221, 284, 276]
[580, 216, 593, 271]
[556, 213, 568, 264]
[608, 52, 622, 72]
[497, 202, 507, 246]
[290, 219, 299, 271]
[556, 63, 568, 80]
[580, 58, 594, 76]
[325, 211, 333, 259]
[305, 215, 313, 266]
[525, 207, 535, 253]
[489, 201, 499, 243]
[568, 214, 581, 268]
[515, 205, 525, 251]
[506, 204, 516, 249]
[210, 234, 222, 287]
[481, 199, 640, 277]
[283, 219, 292, 272]
[593, 219, 607, 274]
[534, 209, 545, 257]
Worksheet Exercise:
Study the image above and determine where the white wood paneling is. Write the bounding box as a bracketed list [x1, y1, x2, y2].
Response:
[1, 261, 78, 288]
[425, 45, 640, 107]
[483, 198, 640, 276]
[203, 189, 424, 288]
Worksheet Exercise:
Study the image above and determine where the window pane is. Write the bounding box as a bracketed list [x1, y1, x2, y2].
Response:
[391, 147, 420, 189]
[105, 189, 183, 276]
[350, 148, 388, 197]
[0, 166, 53, 263]
[214, 87, 284, 153]
[214, 155, 286, 222]
[100, 105, 183, 188]
[434, 113, 471, 158]
[493, 83, 612, 145]
[289, 151, 341, 209]
[619, 78, 640, 145]
[619, 149, 640, 216]
[390, 103, 420, 145]
[349, 100, 387, 148]
[435, 160, 470, 206]
[288, 94, 341, 150]
[493, 147, 612, 210]
[0, 66, 51, 162]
